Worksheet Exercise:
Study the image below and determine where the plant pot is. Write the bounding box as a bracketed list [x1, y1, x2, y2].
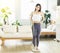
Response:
[4, 19, 6, 25]
[16, 26, 18, 32]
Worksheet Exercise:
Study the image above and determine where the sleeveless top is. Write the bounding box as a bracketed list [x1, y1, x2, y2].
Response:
[32, 14, 42, 22]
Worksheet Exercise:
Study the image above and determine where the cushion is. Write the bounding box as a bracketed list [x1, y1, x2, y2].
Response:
[18, 25, 32, 33]
[3, 25, 16, 33]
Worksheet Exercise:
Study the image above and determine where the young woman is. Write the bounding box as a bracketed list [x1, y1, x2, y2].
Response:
[30, 3, 44, 51]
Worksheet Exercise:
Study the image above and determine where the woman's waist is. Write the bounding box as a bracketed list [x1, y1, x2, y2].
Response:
[33, 21, 41, 24]
[33, 23, 40, 25]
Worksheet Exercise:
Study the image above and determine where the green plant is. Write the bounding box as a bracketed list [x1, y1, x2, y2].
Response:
[0, 22, 3, 31]
[12, 20, 21, 32]
[0, 22, 3, 26]
[43, 10, 51, 28]
[0, 7, 11, 25]
[12, 20, 21, 26]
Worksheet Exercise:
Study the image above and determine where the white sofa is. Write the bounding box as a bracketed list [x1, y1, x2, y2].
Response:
[0, 25, 32, 46]
[1, 25, 33, 38]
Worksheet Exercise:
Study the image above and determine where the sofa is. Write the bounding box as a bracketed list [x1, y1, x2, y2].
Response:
[0, 25, 33, 46]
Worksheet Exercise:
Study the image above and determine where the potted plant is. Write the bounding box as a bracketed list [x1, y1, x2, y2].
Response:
[43, 10, 51, 28]
[0, 22, 3, 31]
[12, 20, 21, 32]
[0, 7, 11, 25]
[0, 22, 2, 26]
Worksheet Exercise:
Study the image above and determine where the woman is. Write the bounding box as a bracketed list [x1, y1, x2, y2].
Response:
[30, 3, 44, 51]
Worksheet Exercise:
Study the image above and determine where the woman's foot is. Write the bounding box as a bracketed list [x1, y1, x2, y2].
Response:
[35, 46, 40, 51]
[32, 47, 36, 51]
[35, 47, 38, 50]
[31, 44, 35, 51]
[32, 46, 39, 51]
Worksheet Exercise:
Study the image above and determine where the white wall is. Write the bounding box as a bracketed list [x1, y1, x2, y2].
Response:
[48, 0, 57, 21]
[15, 0, 21, 20]
[56, 6, 60, 40]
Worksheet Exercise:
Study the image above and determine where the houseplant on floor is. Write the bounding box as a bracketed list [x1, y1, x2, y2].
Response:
[0, 22, 3, 31]
[43, 10, 51, 28]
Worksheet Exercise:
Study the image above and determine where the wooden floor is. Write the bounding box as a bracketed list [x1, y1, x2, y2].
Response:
[0, 38, 60, 53]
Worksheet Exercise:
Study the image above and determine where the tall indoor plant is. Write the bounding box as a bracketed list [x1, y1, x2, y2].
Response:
[43, 10, 51, 28]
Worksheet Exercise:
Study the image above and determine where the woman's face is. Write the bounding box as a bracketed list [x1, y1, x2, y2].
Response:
[35, 6, 40, 11]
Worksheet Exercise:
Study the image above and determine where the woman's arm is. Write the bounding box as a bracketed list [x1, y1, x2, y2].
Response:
[30, 12, 34, 25]
[41, 12, 45, 22]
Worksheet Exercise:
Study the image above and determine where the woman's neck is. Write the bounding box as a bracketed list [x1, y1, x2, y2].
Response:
[35, 10, 39, 13]
[34, 11, 40, 14]
[35, 11, 39, 14]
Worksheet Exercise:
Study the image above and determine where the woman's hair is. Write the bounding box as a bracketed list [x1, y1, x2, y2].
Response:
[35, 3, 41, 12]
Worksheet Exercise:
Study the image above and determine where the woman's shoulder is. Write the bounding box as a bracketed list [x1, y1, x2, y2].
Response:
[30, 11, 35, 16]
[39, 12, 44, 16]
